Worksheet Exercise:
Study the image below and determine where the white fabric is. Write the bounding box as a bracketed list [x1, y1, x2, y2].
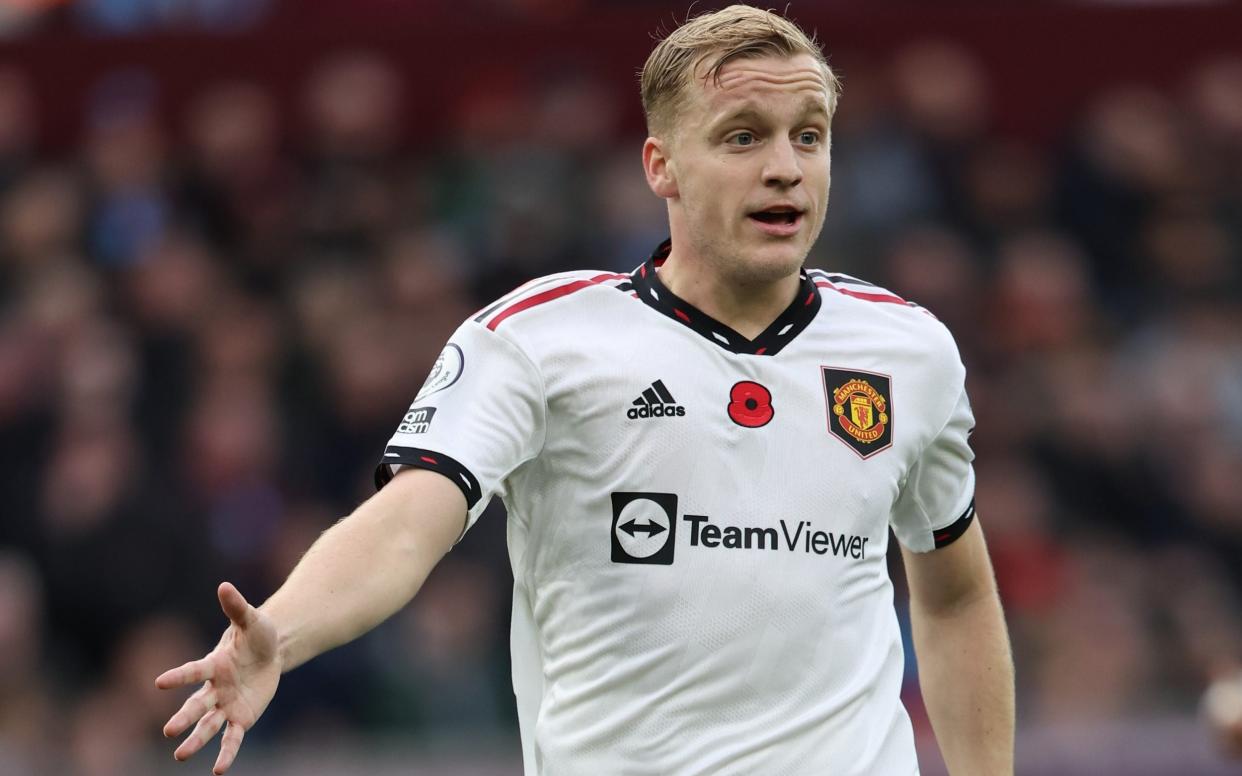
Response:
[380, 268, 975, 775]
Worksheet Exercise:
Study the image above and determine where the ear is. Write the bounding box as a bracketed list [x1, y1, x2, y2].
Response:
[642, 136, 678, 200]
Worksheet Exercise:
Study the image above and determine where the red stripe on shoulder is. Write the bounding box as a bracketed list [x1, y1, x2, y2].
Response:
[486, 273, 626, 330]
[814, 281, 907, 306]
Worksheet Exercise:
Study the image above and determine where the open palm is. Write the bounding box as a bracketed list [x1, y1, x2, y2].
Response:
[156, 583, 281, 774]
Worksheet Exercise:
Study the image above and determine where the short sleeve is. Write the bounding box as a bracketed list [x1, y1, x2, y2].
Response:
[375, 320, 545, 537]
[889, 379, 977, 553]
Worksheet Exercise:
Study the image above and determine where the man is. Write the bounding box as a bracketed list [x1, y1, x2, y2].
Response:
[157, 6, 1014, 774]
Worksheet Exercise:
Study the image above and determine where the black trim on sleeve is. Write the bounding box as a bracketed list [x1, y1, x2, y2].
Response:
[932, 498, 976, 549]
[375, 446, 483, 509]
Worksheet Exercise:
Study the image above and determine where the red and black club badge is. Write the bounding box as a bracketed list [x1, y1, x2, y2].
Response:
[821, 367, 893, 458]
[728, 381, 774, 428]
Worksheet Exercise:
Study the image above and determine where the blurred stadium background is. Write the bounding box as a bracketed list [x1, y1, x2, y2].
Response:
[1, 0, 1241, 774]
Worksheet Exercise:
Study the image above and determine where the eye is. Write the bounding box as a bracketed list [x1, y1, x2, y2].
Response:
[729, 132, 756, 147]
[798, 130, 821, 146]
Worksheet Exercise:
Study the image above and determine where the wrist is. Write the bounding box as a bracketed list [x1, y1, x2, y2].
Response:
[255, 601, 294, 673]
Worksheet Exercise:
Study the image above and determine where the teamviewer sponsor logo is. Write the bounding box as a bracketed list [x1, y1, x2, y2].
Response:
[685, 515, 871, 559]
[611, 492, 677, 565]
[610, 491, 871, 565]
[627, 380, 686, 419]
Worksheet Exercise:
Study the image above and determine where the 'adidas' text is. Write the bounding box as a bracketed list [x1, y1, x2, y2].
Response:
[628, 379, 686, 420]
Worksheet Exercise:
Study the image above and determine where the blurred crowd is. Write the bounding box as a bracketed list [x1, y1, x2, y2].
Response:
[1, 19, 1242, 776]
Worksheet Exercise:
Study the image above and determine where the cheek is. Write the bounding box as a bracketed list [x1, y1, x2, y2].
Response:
[809, 159, 832, 202]
[691, 171, 734, 216]
[680, 159, 748, 226]
[714, 166, 750, 208]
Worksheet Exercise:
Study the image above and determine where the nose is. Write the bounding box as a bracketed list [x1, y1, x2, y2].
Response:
[762, 137, 802, 189]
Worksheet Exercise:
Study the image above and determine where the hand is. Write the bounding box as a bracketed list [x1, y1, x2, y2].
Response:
[1204, 671, 1242, 759]
[156, 582, 281, 774]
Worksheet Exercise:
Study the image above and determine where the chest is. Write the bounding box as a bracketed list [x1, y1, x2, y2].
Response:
[535, 333, 932, 535]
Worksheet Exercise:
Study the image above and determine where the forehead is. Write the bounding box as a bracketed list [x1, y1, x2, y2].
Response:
[693, 53, 830, 116]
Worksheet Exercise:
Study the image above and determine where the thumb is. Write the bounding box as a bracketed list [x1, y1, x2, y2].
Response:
[218, 582, 257, 629]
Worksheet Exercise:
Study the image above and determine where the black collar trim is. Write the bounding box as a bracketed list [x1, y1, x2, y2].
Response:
[628, 239, 822, 357]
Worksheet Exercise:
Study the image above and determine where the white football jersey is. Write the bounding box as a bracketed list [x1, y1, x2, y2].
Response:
[377, 241, 976, 776]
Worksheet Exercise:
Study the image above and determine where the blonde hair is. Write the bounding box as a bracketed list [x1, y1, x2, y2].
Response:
[640, 5, 841, 137]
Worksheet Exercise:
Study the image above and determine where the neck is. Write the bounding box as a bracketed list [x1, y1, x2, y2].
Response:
[656, 248, 802, 340]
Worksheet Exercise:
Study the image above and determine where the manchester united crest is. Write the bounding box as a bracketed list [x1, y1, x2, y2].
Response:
[821, 367, 893, 458]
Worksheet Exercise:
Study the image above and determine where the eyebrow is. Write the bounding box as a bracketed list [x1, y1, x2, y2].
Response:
[711, 99, 830, 128]
[713, 107, 766, 127]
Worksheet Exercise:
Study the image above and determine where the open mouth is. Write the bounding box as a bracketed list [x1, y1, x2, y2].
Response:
[748, 207, 803, 230]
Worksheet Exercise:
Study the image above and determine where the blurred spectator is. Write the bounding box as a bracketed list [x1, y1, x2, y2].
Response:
[820, 56, 940, 272]
[891, 40, 992, 231]
[68, 615, 201, 776]
[83, 70, 173, 268]
[987, 231, 1095, 354]
[960, 140, 1053, 248]
[37, 414, 212, 677]
[0, 553, 54, 774]
[181, 80, 295, 277]
[1028, 542, 1159, 723]
[591, 147, 675, 270]
[0, 68, 37, 188]
[298, 53, 405, 262]
[1188, 58, 1242, 215]
[1, 167, 84, 274]
[183, 375, 285, 591]
[365, 557, 510, 738]
[882, 227, 982, 351]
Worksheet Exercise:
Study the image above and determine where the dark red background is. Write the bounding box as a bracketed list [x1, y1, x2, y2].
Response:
[6, 2, 1242, 149]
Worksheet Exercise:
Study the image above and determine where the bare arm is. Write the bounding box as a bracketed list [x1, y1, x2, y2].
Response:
[261, 467, 466, 671]
[902, 520, 1014, 776]
[156, 468, 466, 773]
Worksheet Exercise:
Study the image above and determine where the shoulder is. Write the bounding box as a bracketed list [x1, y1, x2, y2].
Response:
[809, 269, 964, 379]
[810, 269, 948, 334]
[808, 269, 922, 313]
[470, 269, 634, 334]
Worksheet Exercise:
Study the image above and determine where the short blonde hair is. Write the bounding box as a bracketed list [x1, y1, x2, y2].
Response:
[640, 5, 841, 138]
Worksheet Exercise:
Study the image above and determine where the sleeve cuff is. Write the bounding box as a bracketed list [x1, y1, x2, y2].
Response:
[932, 497, 976, 549]
[375, 446, 483, 509]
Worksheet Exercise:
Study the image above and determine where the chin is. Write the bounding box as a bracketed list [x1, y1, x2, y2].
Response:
[731, 241, 809, 284]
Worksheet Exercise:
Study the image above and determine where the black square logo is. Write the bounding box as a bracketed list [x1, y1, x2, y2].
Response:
[611, 492, 677, 565]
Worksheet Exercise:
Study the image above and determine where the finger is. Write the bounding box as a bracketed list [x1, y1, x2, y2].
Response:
[218, 582, 257, 629]
[155, 658, 214, 690]
[163, 683, 217, 738]
[213, 720, 245, 775]
[174, 708, 226, 761]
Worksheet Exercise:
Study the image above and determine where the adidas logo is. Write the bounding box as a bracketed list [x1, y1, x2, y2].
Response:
[627, 380, 686, 419]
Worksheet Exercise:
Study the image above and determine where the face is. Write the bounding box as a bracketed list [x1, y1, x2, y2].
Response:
[645, 53, 833, 286]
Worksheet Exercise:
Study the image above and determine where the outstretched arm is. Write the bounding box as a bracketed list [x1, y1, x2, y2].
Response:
[155, 468, 466, 774]
[902, 520, 1014, 776]
[257, 467, 465, 671]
